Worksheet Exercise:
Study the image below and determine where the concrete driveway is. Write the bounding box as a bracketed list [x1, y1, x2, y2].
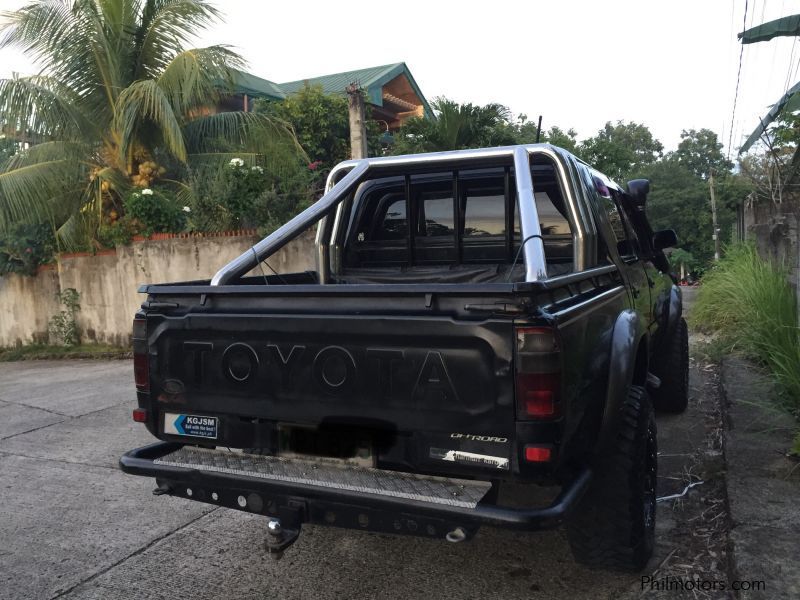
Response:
[1, 305, 714, 599]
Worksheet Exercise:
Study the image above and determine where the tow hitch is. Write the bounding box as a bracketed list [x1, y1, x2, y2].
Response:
[264, 502, 304, 560]
[265, 518, 300, 559]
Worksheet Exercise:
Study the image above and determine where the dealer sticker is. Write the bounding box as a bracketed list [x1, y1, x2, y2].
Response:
[164, 413, 218, 439]
[430, 447, 509, 470]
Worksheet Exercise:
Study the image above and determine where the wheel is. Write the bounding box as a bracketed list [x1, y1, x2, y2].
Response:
[651, 317, 689, 413]
[566, 385, 657, 571]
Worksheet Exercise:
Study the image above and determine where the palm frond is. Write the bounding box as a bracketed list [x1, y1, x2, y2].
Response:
[183, 111, 306, 158]
[157, 45, 242, 115]
[0, 159, 82, 227]
[0, 75, 94, 140]
[55, 210, 93, 251]
[134, 0, 223, 78]
[5, 140, 95, 169]
[114, 78, 187, 163]
[0, 0, 77, 63]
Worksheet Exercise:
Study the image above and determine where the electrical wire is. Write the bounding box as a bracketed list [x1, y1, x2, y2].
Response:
[784, 36, 798, 93]
[728, 0, 750, 160]
[505, 234, 543, 282]
[250, 246, 288, 285]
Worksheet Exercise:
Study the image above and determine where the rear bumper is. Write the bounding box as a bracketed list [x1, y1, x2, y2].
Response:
[120, 442, 591, 539]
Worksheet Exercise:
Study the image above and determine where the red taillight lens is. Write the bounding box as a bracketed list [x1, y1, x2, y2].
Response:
[524, 445, 553, 462]
[515, 327, 560, 420]
[133, 353, 149, 391]
[132, 408, 148, 422]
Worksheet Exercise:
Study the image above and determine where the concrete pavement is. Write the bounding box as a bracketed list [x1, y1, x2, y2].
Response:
[0, 317, 738, 599]
[721, 357, 800, 599]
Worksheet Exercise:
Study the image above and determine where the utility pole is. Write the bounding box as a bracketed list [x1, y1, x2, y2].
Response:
[346, 83, 368, 160]
[709, 169, 720, 261]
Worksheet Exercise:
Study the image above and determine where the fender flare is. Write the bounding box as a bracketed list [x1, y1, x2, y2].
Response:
[595, 310, 646, 454]
[665, 284, 683, 339]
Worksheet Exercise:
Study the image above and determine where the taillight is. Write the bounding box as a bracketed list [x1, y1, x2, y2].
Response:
[524, 444, 553, 462]
[515, 326, 560, 419]
[132, 317, 149, 392]
[132, 408, 148, 422]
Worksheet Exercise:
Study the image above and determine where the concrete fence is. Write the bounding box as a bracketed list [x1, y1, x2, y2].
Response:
[0, 231, 316, 347]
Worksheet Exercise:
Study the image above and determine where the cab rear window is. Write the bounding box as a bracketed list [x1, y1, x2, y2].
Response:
[344, 161, 573, 271]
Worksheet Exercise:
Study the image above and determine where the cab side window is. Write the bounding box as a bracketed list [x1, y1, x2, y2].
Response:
[586, 169, 639, 265]
[346, 177, 408, 267]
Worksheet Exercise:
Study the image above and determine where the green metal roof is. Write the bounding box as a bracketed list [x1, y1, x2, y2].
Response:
[231, 70, 285, 100]
[278, 62, 432, 118]
[739, 13, 800, 44]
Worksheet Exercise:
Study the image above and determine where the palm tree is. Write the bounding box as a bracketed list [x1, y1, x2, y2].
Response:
[0, 0, 298, 247]
[391, 98, 516, 154]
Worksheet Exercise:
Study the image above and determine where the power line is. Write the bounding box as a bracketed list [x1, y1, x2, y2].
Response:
[728, 0, 750, 160]
[784, 35, 798, 92]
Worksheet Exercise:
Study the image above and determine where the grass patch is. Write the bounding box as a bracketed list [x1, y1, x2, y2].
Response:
[0, 343, 130, 362]
[691, 244, 800, 448]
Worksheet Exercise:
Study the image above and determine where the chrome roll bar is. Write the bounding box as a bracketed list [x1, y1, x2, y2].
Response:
[210, 161, 369, 286]
[210, 144, 581, 286]
[512, 146, 547, 281]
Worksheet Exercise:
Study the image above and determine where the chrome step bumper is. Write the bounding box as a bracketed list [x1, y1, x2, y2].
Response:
[155, 446, 491, 509]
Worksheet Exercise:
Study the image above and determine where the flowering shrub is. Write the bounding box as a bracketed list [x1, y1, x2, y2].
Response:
[218, 159, 270, 226]
[183, 156, 316, 234]
[124, 187, 186, 236]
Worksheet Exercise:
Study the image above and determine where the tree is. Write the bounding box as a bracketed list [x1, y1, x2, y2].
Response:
[579, 121, 663, 182]
[544, 126, 579, 154]
[256, 84, 383, 171]
[0, 0, 298, 247]
[673, 129, 734, 179]
[635, 154, 748, 267]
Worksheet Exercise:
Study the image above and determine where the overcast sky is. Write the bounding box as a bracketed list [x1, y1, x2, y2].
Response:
[1, 0, 799, 154]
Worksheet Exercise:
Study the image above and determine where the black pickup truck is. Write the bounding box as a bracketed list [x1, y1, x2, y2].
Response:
[121, 144, 688, 571]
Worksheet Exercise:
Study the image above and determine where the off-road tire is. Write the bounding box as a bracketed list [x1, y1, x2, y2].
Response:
[652, 317, 689, 413]
[566, 385, 657, 571]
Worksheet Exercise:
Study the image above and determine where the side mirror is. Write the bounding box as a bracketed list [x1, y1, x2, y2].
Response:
[652, 229, 677, 250]
[626, 179, 650, 208]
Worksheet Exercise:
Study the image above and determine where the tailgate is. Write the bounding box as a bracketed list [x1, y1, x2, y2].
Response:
[145, 307, 516, 474]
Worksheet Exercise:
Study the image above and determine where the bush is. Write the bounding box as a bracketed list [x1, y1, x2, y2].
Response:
[48, 288, 80, 346]
[220, 159, 270, 225]
[691, 244, 800, 411]
[124, 187, 186, 236]
[185, 158, 315, 233]
[97, 218, 137, 248]
[0, 223, 55, 275]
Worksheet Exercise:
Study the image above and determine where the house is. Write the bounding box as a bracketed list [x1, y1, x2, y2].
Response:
[225, 63, 432, 129]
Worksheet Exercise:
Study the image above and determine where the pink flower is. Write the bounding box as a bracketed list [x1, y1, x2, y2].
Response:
[25, 247, 32, 253]
[308, 160, 322, 171]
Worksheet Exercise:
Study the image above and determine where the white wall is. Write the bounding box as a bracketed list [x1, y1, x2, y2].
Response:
[0, 231, 316, 347]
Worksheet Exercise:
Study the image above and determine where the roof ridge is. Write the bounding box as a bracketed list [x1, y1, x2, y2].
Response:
[277, 62, 403, 86]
